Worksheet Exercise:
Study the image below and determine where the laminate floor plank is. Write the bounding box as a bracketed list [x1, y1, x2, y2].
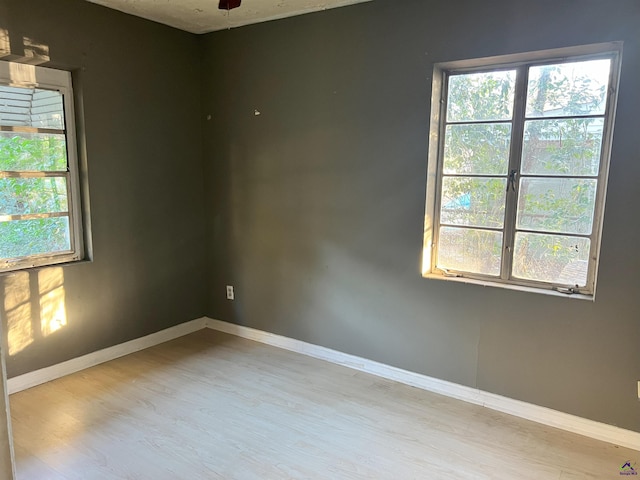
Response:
[9, 329, 638, 479]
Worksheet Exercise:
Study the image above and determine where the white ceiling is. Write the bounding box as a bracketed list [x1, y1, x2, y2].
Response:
[85, 0, 374, 34]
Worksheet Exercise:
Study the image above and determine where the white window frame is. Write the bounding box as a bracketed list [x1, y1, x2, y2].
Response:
[0, 61, 84, 272]
[422, 43, 622, 300]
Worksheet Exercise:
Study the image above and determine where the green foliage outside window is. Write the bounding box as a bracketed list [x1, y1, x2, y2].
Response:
[438, 59, 609, 285]
[0, 134, 71, 260]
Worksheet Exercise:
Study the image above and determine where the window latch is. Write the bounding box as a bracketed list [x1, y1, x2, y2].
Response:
[441, 268, 463, 278]
[507, 169, 517, 192]
[553, 286, 579, 295]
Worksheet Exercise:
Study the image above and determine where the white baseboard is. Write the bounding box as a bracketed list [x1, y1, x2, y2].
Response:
[7, 315, 638, 451]
[7, 317, 208, 395]
[205, 318, 640, 452]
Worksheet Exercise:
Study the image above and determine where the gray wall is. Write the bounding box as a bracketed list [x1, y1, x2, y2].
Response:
[0, 0, 637, 434]
[0, 0, 206, 377]
[202, 0, 640, 431]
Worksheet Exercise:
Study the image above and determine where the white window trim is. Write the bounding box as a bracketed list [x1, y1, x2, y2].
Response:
[422, 42, 623, 300]
[0, 61, 84, 272]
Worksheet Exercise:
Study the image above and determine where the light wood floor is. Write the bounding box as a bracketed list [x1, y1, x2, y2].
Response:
[9, 329, 637, 479]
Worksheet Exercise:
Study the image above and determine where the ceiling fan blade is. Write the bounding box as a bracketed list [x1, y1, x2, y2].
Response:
[219, 0, 241, 9]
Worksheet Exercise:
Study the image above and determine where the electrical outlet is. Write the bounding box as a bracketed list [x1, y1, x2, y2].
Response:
[226, 285, 234, 300]
[637, 381, 640, 400]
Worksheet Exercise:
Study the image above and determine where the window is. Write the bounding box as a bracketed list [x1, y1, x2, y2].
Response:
[423, 43, 622, 298]
[0, 61, 84, 272]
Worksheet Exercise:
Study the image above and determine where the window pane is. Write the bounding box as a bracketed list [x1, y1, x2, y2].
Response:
[526, 59, 611, 118]
[513, 232, 590, 286]
[441, 177, 507, 228]
[0, 86, 65, 129]
[516, 178, 597, 234]
[0, 177, 68, 216]
[437, 226, 502, 276]
[0, 216, 70, 259]
[0, 132, 67, 171]
[521, 118, 604, 176]
[447, 70, 516, 122]
[443, 123, 511, 175]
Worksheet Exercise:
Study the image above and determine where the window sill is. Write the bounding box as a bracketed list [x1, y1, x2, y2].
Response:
[0, 256, 91, 276]
[422, 272, 595, 301]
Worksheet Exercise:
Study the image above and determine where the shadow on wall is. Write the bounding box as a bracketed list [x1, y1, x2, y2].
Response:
[1, 26, 65, 358]
[0, 28, 8, 57]
[1, 267, 68, 357]
[0, 20, 51, 65]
